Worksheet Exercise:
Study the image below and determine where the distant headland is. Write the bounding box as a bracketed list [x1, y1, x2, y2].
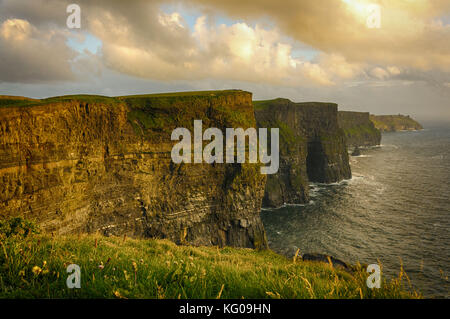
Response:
[370, 114, 423, 132]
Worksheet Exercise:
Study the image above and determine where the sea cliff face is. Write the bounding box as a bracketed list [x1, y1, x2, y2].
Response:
[254, 99, 351, 208]
[0, 91, 267, 249]
[338, 111, 381, 147]
[370, 115, 423, 132]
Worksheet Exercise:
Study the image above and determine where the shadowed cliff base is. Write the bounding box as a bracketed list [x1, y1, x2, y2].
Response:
[254, 98, 351, 208]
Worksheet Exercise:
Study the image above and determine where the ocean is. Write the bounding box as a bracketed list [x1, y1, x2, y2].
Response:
[261, 125, 450, 298]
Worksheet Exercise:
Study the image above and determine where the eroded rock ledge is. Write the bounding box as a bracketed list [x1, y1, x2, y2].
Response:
[0, 91, 267, 249]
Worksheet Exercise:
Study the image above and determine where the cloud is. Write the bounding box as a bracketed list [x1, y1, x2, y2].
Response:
[94, 12, 363, 86]
[370, 67, 389, 80]
[0, 0, 368, 86]
[80, 1, 370, 87]
[186, 0, 450, 71]
[0, 0, 449, 90]
[0, 18, 75, 83]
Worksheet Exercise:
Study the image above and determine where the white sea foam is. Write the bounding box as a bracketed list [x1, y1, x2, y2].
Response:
[261, 200, 313, 211]
[309, 178, 350, 187]
[380, 144, 399, 149]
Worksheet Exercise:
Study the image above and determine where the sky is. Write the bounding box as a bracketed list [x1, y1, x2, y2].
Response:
[0, 0, 449, 123]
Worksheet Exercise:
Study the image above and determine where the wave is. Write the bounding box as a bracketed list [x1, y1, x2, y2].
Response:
[358, 145, 382, 150]
[380, 144, 399, 149]
[310, 178, 352, 187]
[261, 200, 314, 211]
[352, 154, 372, 158]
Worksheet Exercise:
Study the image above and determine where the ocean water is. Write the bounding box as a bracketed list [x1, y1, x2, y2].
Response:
[261, 125, 450, 298]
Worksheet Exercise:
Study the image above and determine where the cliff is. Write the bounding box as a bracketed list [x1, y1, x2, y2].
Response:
[254, 99, 351, 208]
[338, 111, 381, 147]
[370, 115, 423, 132]
[0, 91, 267, 249]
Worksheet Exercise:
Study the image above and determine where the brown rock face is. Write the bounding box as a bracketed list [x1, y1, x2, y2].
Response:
[254, 99, 352, 208]
[0, 91, 267, 249]
[338, 111, 381, 147]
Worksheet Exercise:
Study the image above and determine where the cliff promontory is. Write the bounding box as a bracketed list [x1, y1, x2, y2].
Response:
[370, 115, 423, 132]
[254, 99, 351, 208]
[0, 91, 267, 249]
[338, 111, 381, 147]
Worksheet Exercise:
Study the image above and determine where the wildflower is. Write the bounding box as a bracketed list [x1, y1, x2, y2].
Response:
[43, 260, 47, 267]
[32, 266, 42, 275]
[114, 290, 127, 299]
[132, 261, 138, 272]
[98, 264, 104, 270]
[18, 270, 25, 277]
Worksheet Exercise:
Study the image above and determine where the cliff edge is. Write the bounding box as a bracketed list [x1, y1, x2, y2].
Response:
[370, 114, 423, 132]
[0, 91, 267, 249]
[338, 111, 381, 147]
[254, 98, 351, 208]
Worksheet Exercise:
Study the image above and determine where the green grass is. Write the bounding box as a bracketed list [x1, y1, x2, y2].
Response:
[253, 98, 289, 110]
[343, 124, 380, 139]
[0, 232, 420, 299]
[0, 96, 42, 108]
[117, 89, 247, 99]
[0, 90, 255, 139]
[253, 99, 337, 111]
[370, 115, 423, 131]
[0, 90, 247, 109]
[0, 94, 120, 109]
[122, 90, 254, 136]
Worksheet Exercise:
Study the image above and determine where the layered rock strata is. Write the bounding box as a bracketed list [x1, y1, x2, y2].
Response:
[0, 91, 267, 249]
[254, 99, 351, 208]
[338, 111, 382, 147]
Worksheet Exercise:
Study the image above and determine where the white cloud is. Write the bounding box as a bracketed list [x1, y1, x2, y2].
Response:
[370, 67, 389, 80]
[0, 18, 75, 83]
[91, 11, 363, 87]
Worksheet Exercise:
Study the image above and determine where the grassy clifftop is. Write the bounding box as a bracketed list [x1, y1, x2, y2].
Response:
[370, 115, 423, 132]
[0, 231, 418, 299]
